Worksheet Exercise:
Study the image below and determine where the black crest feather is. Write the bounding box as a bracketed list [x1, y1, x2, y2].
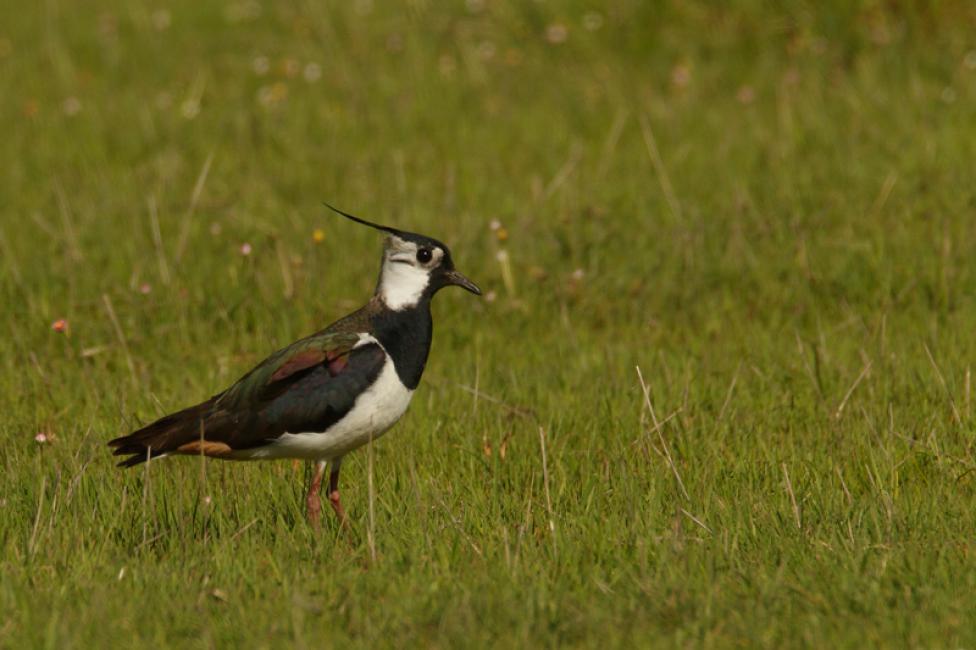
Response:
[322, 201, 452, 251]
[322, 202, 403, 237]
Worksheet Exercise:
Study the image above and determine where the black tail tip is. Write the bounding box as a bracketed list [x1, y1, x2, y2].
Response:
[107, 437, 165, 468]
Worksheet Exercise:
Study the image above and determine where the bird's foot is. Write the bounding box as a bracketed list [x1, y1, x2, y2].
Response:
[306, 492, 323, 528]
[328, 489, 348, 528]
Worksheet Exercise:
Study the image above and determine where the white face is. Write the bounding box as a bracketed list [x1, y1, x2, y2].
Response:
[378, 236, 444, 310]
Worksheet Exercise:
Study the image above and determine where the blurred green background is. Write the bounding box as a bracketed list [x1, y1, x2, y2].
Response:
[2, 1, 976, 647]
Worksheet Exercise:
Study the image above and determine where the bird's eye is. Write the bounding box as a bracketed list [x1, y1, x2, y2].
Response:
[416, 248, 433, 264]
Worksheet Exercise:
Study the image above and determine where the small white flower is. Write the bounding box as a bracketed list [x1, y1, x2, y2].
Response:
[546, 24, 568, 44]
[303, 62, 321, 82]
[225, 0, 261, 22]
[62, 97, 82, 116]
[478, 41, 496, 61]
[386, 34, 403, 53]
[439, 55, 457, 77]
[256, 83, 287, 107]
[151, 9, 171, 31]
[180, 98, 200, 119]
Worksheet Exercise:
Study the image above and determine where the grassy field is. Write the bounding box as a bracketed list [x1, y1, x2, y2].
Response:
[3, 1, 976, 646]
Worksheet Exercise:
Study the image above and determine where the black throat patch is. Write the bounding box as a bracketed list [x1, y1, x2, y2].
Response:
[369, 300, 433, 390]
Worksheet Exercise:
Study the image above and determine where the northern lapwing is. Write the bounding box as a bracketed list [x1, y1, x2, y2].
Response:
[108, 205, 481, 526]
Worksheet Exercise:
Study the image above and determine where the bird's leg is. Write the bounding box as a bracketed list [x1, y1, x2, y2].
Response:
[306, 460, 328, 527]
[328, 458, 348, 527]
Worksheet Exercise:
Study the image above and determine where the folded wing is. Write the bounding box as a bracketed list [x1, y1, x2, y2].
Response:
[108, 332, 386, 466]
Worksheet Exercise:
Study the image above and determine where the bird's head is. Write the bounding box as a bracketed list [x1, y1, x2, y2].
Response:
[325, 203, 481, 311]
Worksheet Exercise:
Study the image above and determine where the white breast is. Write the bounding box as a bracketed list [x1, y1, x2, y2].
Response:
[234, 338, 414, 461]
[379, 261, 429, 311]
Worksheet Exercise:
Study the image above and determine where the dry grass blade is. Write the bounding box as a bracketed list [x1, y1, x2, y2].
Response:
[102, 294, 139, 388]
[148, 195, 171, 285]
[631, 408, 683, 450]
[868, 172, 897, 218]
[142, 448, 152, 548]
[431, 490, 484, 558]
[639, 114, 681, 222]
[636, 366, 690, 500]
[835, 359, 872, 419]
[367, 435, 377, 564]
[175, 151, 215, 261]
[596, 109, 629, 180]
[230, 518, 260, 541]
[538, 426, 557, 557]
[54, 178, 84, 262]
[680, 508, 712, 535]
[543, 143, 583, 200]
[718, 363, 741, 422]
[924, 343, 962, 424]
[27, 476, 47, 558]
[782, 462, 802, 531]
[458, 384, 535, 419]
[835, 465, 853, 507]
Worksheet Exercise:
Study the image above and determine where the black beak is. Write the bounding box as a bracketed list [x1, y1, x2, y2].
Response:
[445, 269, 482, 295]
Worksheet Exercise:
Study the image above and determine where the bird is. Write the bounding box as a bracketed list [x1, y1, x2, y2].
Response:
[108, 204, 481, 526]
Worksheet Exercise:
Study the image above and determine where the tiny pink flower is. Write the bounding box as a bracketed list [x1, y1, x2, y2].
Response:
[51, 319, 68, 333]
[546, 23, 568, 44]
[240, 242, 252, 256]
[671, 64, 691, 88]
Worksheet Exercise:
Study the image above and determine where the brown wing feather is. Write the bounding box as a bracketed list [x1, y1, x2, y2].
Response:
[270, 349, 328, 382]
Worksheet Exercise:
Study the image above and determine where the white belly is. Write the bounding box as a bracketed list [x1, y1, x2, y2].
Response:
[235, 354, 414, 461]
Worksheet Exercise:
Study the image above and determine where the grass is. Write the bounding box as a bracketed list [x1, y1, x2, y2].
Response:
[2, 1, 976, 646]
